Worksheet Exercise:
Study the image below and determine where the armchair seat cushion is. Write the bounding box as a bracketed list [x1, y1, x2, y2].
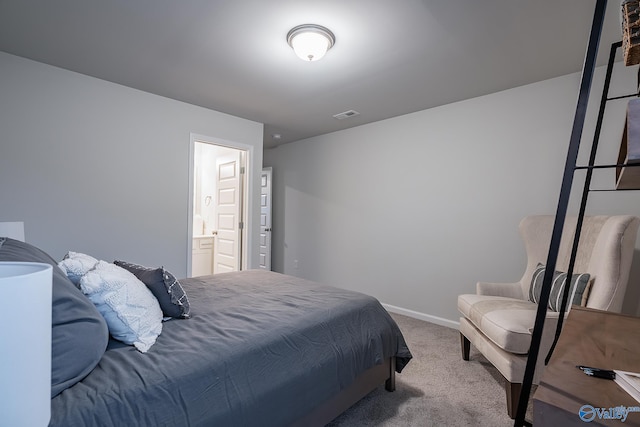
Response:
[458, 294, 537, 354]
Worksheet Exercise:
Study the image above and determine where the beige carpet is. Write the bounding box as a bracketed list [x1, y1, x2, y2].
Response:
[327, 313, 534, 426]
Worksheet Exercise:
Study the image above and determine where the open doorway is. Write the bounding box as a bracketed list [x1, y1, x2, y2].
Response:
[188, 137, 249, 277]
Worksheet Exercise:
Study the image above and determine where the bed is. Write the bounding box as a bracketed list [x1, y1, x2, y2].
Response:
[0, 238, 412, 426]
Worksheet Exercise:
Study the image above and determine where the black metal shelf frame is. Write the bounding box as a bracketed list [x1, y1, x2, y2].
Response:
[515, 0, 609, 425]
[516, 2, 640, 425]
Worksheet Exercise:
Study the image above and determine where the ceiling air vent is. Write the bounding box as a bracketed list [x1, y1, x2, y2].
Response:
[333, 110, 360, 120]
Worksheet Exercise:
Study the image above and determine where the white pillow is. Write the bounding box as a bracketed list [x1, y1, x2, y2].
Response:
[58, 251, 99, 285]
[79, 261, 163, 353]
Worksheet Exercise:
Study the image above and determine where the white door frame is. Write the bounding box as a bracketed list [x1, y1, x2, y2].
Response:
[187, 133, 253, 277]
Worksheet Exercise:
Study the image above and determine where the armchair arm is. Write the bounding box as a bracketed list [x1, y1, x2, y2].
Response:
[476, 281, 525, 299]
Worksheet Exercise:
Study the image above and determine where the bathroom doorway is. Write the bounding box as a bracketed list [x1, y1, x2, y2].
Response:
[189, 138, 248, 277]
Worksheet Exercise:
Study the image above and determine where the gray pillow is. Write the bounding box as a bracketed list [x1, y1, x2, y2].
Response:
[114, 260, 190, 319]
[0, 238, 109, 397]
[528, 263, 591, 311]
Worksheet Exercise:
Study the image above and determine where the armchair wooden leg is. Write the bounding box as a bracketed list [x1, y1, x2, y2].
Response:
[505, 380, 522, 419]
[460, 332, 470, 361]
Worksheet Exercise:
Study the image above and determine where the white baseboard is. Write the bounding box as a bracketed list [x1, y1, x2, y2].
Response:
[382, 303, 460, 330]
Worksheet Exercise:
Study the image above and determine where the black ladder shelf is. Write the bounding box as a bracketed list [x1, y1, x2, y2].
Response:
[574, 40, 640, 197]
[515, 0, 640, 425]
[543, 39, 640, 378]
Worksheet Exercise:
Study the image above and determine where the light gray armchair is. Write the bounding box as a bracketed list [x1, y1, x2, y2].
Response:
[458, 215, 640, 418]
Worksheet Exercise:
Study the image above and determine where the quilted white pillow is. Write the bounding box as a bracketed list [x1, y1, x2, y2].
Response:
[58, 251, 99, 285]
[79, 261, 163, 353]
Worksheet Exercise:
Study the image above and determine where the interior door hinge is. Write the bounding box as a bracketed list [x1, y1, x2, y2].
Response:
[239, 222, 244, 230]
[240, 166, 245, 174]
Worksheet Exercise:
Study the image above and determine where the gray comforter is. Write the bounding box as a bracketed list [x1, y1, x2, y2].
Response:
[50, 270, 412, 427]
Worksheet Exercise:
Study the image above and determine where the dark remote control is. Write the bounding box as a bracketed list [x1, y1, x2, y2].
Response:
[577, 365, 616, 380]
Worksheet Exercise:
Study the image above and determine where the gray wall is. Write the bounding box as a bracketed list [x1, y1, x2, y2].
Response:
[264, 64, 640, 325]
[0, 52, 263, 278]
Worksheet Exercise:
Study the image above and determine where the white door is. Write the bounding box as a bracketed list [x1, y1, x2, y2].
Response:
[213, 151, 243, 274]
[259, 167, 272, 270]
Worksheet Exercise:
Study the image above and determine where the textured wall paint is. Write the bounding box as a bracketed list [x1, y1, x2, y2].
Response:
[0, 52, 263, 278]
[265, 64, 640, 322]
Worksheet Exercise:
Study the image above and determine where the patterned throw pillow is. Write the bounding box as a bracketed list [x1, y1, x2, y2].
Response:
[80, 261, 163, 352]
[58, 251, 99, 286]
[528, 263, 591, 311]
[114, 260, 190, 319]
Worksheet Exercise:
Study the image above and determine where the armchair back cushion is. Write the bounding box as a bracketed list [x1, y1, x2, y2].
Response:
[517, 215, 639, 313]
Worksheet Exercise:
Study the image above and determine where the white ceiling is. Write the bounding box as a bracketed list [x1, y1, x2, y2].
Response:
[0, 0, 627, 148]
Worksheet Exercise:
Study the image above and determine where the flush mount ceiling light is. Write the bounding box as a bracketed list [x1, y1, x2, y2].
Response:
[287, 24, 335, 62]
